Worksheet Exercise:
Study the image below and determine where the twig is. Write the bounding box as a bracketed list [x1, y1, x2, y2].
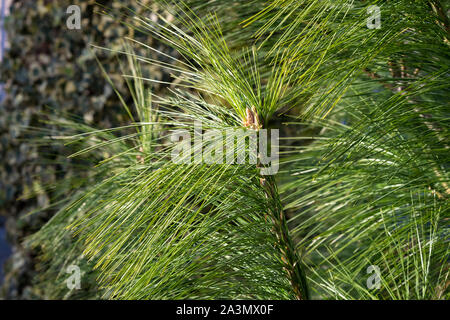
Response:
[261, 175, 310, 300]
[244, 109, 309, 299]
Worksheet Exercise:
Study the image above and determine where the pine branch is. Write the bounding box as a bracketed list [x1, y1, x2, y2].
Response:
[262, 175, 310, 300]
[243, 107, 309, 299]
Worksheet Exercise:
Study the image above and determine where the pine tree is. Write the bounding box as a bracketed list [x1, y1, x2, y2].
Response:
[28, 0, 449, 299]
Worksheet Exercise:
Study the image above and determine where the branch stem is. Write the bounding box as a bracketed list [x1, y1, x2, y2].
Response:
[260, 174, 309, 299]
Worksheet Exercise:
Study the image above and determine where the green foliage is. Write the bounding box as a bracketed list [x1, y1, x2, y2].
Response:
[25, 0, 449, 300]
[0, 0, 168, 216]
[0, 0, 172, 298]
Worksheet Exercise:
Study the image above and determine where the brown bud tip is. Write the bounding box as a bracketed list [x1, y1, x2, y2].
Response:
[243, 106, 262, 130]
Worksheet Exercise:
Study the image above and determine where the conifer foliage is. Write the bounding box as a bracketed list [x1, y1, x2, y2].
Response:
[29, 0, 449, 299]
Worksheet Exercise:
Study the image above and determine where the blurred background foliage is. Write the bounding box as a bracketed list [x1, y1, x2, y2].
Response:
[0, 0, 175, 298]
